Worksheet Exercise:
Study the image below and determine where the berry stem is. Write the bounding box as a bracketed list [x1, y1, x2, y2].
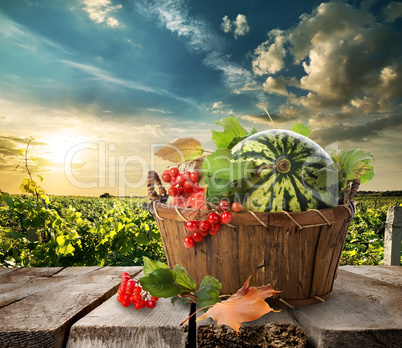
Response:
[179, 305, 214, 326]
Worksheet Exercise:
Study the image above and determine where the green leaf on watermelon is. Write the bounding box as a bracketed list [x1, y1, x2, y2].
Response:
[142, 256, 169, 276]
[139, 268, 181, 298]
[212, 117, 257, 149]
[194, 275, 222, 311]
[174, 265, 197, 293]
[290, 123, 312, 138]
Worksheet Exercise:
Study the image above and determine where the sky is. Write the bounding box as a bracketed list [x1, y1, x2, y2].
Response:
[0, 0, 401, 197]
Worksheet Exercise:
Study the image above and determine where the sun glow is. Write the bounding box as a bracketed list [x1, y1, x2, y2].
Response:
[43, 136, 85, 164]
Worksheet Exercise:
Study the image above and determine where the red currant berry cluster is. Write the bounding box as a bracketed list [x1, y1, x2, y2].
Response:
[183, 210, 233, 248]
[117, 272, 159, 309]
[162, 167, 200, 197]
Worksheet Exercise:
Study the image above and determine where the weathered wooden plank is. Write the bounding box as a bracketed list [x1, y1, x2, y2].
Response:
[0, 268, 18, 276]
[67, 296, 192, 348]
[0, 266, 142, 348]
[340, 265, 402, 286]
[0, 267, 66, 307]
[0, 267, 64, 283]
[290, 267, 402, 348]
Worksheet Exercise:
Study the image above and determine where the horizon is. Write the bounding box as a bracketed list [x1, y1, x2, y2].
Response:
[1, 0, 401, 196]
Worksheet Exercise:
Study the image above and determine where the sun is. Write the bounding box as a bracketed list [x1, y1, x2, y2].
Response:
[43, 136, 83, 164]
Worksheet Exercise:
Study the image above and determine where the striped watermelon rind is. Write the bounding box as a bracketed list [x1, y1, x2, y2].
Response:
[231, 129, 337, 212]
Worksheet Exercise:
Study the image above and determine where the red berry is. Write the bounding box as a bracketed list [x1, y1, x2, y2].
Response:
[134, 301, 143, 310]
[117, 294, 123, 303]
[121, 275, 130, 282]
[208, 212, 220, 225]
[169, 167, 180, 178]
[209, 223, 221, 235]
[220, 211, 232, 224]
[184, 236, 195, 248]
[176, 174, 185, 185]
[147, 299, 157, 308]
[199, 229, 209, 237]
[133, 286, 142, 294]
[190, 172, 199, 183]
[151, 296, 159, 301]
[122, 298, 131, 307]
[132, 293, 142, 302]
[168, 186, 179, 197]
[177, 185, 185, 195]
[231, 202, 242, 212]
[192, 231, 203, 242]
[219, 199, 230, 211]
[184, 186, 194, 193]
[162, 172, 171, 183]
[126, 279, 136, 290]
[121, 272, 130, 278]
[129, 295, 136, 304]
[185, 220, 197, 232]
[199, 220, 211, 232]
[183, 171, 190, 180]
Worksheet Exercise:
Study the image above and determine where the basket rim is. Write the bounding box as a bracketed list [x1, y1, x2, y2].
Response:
[151, 201, 354, 228]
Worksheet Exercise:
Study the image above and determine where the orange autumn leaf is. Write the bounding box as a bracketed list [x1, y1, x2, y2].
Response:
[197, 276, 281, 335]
[155, 138, 204, 163]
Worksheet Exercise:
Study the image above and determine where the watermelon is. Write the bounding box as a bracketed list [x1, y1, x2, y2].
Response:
[231, 129, 337, 212]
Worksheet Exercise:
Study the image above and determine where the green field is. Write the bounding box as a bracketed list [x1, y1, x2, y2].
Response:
[1, 193, 401, 267]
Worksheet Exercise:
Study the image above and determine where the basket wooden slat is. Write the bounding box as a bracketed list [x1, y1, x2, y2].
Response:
[152, 202, 352, 307]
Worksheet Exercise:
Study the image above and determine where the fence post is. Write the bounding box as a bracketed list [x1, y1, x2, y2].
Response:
[383, 206, 402, 265]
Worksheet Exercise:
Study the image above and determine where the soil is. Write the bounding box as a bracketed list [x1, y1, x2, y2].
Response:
[197, 324, 306, 348]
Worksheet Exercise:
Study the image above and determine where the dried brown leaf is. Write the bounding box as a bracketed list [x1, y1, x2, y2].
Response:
[155, 138, 204, 163]
[197, 276, 281, 335]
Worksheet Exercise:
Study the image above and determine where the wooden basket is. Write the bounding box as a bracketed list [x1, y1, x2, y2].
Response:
[147, 171, 357, 308]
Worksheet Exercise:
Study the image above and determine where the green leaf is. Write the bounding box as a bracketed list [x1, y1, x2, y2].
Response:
[212, 117, 256, 149]
[135, 233, 149, 245]
[7, 231, 24, 240]
[331, 149, 374, 186]
[174, 265, 197, 293]
[171, 296, 181, 305]
[194, 275, 221, 310]
[142, 256, 169, 275]
[291, 123, 312, 138]
[139, 268, 181, 298]
[359, 163, 374, 184]
[202, 148, 255, 200]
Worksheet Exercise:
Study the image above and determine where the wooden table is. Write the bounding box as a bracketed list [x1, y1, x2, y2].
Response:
[1, 266, 401, 348]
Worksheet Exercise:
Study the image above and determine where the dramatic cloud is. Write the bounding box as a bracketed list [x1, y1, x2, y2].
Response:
[249, 1, 402, 143]
[81, 0, 122, 28]
[252, 29, 287, 75]
[221, 14, 250, 39]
